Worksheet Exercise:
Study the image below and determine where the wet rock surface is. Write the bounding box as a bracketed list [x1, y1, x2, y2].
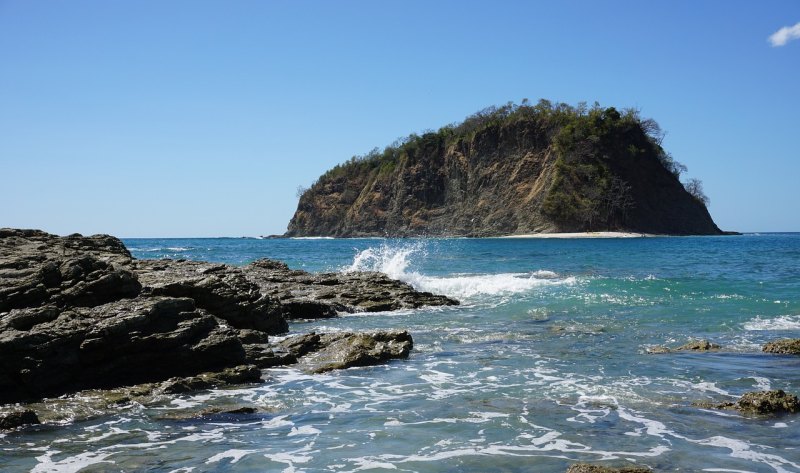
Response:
[278, 330, 414, 373]
[566, 464, 653, 473]
[1, 229, 449, 405]
[698, 390, 800, 415]
[676, 339, 721, 351]
[763, 338, 800, 355]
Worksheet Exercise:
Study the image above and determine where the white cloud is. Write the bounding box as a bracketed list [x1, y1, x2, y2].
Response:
[769, 22, 800, 47]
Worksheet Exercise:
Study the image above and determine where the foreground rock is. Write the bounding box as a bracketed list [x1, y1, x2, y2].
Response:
[1, 229, 450, 404]
[10, 366, 263, 426]
[0, 296, 247, 403]
[278, 330, 413, 373]
[699, 390, 800, 415]
[763, 338, 800, 355]
[566, 464, 652, 473]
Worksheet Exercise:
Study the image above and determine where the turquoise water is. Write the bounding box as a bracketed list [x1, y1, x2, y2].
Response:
[3, 234, 800, 472]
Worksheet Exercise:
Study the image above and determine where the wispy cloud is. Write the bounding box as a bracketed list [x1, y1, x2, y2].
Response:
[769, 22, 800, 47]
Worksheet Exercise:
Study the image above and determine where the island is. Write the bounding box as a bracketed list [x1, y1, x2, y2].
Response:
[287, 100, 722, 237]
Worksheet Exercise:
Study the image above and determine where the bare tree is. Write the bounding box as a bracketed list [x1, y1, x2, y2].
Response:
[684, 178, 710, 207]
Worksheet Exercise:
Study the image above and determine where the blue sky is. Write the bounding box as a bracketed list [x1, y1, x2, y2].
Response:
[1, 1, 798, 236]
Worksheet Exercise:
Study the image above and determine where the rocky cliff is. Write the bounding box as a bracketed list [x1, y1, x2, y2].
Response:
[287, 101, 722, 237]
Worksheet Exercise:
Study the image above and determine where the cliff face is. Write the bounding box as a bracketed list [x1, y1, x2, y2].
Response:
[286, 104, 721, 237]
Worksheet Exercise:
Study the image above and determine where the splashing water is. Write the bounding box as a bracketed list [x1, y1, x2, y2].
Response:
[342, 242, 575, 300]
[343, 242, 424, 280]
[743, 314, 800, 331]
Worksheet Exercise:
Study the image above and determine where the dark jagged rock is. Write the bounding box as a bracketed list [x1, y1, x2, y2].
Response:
[0, 296, 246, 403]
[701, 390, 800, 415]
[566, 464, 652, 473]
[134, 259, 288, 334]
[243, 343, 297, 368]
[279, 330, 413, 373]
[286, 103, 722, 237]
[0, 409, 40, 430]
[279, 332, 323, 357]
[244, 258, 458, 317]
[1, 229, 448, 404]
[763, 338, 800, 355]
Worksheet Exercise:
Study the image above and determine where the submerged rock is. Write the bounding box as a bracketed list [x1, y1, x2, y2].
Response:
[647, 339, 720, 354]
[763, 338, 800, 355]
[566, 464, 652, 473]
[701, 390, 800, 415]
[279, 330, 414, 373]
[676, 339, 720, 351]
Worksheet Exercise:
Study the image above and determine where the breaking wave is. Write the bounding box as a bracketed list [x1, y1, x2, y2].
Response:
[743, 314, 800, 331]
[343, 243, 575, 300]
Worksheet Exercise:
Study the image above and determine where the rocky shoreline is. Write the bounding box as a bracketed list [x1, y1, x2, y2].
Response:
[0, 228, 456, 413]
[3, 229, 800, 472]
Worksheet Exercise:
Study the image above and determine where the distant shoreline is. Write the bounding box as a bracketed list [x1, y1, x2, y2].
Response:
[498, 231, 655, 239]
[265, 231, 743, 240]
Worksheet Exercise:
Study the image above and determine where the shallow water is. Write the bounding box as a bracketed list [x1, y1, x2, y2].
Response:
[3, 234, 800, 472]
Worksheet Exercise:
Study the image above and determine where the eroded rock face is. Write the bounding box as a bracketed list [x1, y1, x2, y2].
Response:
[0, 296, 246, 403]
[244, 259, 458, 318]
[286, 115, 722, 237]
[278, 330, 414, 373]
[134, 259, 287, 334]
[763, 339, 800, 355]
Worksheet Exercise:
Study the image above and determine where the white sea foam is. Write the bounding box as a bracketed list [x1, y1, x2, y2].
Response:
[206, 449, 258, 464]
[752, 377, 772, 391]
[343, 243, 574, 300]
[743, 314, 800, 331]
[693, 436, 800, 473]
[287, 425, 321, 436]
[32, 451, 115, 473]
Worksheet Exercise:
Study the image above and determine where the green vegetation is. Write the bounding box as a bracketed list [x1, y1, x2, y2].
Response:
[300, 100, 707, 226]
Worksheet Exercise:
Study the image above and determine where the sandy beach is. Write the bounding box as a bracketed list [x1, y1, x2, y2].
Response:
[499, 231, 655, 239]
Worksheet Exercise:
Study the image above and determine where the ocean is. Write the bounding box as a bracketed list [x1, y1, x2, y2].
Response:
[3, 234, 800, 472]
